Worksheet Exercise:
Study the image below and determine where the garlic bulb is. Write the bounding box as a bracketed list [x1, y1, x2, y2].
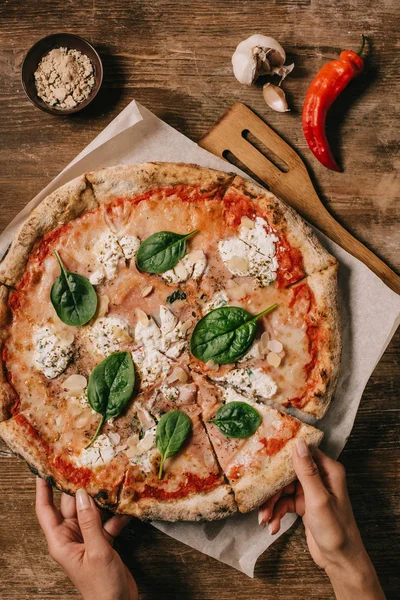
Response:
[232, 34, 292, 86]
[263, 83, 289, 112]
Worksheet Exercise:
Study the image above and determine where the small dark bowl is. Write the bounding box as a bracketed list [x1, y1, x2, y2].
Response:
[21, 33, 103, 115]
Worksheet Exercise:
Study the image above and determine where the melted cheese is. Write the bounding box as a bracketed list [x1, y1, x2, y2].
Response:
[34, 326, 74, 379]
[76, 434, 116, 467]
[218, 217, 279, 286]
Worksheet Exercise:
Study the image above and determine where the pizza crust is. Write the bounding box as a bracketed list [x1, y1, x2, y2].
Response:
[300, 265, 342, 419]
[86, 162, 235, 205]
[0, 285, 16, 422]
[228, 176, 337, 276]
[117, 483, 237, 522]
[0, 175, 98, 286]
[232, 422, 323, 513]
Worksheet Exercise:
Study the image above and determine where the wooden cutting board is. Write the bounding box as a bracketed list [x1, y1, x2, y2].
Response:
[199, 103, 400, 295]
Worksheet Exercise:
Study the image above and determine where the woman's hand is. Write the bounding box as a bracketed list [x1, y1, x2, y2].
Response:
[35, 477, 138, 600]
[259, 439, 386, 600]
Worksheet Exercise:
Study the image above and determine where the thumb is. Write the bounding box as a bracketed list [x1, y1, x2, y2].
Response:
[292, 438, 328, 503]
[76, 489, 108, 554]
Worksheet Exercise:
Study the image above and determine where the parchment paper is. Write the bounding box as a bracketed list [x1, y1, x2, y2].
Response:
[1, 100, 399, 577]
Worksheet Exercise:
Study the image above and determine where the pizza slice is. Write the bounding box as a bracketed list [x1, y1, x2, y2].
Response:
[117, 391, 237, 521]
[194, 375, 323, 512]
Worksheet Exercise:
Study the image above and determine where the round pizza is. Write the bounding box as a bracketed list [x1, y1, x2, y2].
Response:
[0, 163, 341, 521]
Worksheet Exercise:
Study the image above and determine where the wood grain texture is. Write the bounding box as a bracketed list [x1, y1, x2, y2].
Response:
[0, 0, 399, 599]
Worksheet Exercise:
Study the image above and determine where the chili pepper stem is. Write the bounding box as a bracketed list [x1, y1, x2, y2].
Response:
[357, 34, 366, 56]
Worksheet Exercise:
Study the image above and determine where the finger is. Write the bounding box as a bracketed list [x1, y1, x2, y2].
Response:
[60, 493, 77, 520]
[281, 482, 296, 496]
[103, 514, 131, 541]
[268, 496, 297, 535]
[76, 489, 108, 555]
[292, 439, 329, 503]
[35, 477, 62, 537]
[313, 449, 348, 497]
[258, 490, 282, 525]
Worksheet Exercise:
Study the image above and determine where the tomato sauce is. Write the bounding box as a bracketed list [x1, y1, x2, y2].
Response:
[137, 472, 221, 501]
[51, 456, 92, 487]
[109, 184, 225, 209]
[258, 419, 301, 457]
[14, 413, 50, 455]
[275, 236, 305, 288]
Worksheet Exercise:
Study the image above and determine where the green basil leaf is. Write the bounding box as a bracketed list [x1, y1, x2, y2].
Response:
[166, 289, 187, 304]
[86, 351, 135, 447]
[136, 230, 198, 274]
[50, 250, 97, 326]
[190, 304, 277, 365]
[156, 410, 192, 479]
[208, 401, 261, 438]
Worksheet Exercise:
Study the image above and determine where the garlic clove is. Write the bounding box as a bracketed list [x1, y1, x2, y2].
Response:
[232, 34, 287, 85]
[263, 83, 289, 112]
[272, 62, 295, 83]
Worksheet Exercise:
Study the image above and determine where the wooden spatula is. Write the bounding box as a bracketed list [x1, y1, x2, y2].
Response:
[199, 103, 400, 294]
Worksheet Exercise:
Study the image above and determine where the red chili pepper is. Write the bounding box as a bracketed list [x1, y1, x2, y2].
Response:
[302, 35, 365, 171]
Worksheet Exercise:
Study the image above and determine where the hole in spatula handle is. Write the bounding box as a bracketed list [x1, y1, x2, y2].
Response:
[242, 130, 289, 173]
[222, 150, 270, 189]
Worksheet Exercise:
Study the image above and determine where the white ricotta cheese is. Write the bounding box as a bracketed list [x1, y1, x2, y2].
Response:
[34, 326, 74, 379]
[160, 384, 180, 402]
[214, 367, 277, 401]
[218, 217, 279, 286]
[88, 316, 131, 357]
[162, 250, 207, 284]
[77, 434, 116, 468]
[132, 306, 190, 388]
[119, 234, 141, 260]
[203, 291, 229, 314]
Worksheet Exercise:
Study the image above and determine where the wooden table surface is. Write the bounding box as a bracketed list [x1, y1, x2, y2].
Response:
[0, 1, 399, 598]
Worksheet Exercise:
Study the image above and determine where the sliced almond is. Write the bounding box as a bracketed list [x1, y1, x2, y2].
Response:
[63, 374, 87, 395]
[59, 329, 75, 346]
[136, 406, 155, 431]
[167, 366, 188, 384]
[205, 359, 219, 372]
[267, 352, 281, 368]
[228, 282, 246, 300]
[180, 319, 193, 333]
[141, 285, 153, 298]
[268, 339, 283, 354]
[174, 261, 188, 280]
[136, 308, 150, 327]
[108, 431, 121, 446]
[137, 432, 155, 452]
[226, 256, 249, 273]
[241, 216, 255, 229]
[75, 413, 91, 429]
[260, 331, 270, 354]
[97, 295, 110, 318]
[203, 449, 215, 468]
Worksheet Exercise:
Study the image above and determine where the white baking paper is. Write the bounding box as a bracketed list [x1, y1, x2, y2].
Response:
[1, 100, 399, 577]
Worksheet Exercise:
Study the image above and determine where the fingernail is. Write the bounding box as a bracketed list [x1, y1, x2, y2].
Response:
[296, 437, 310, 458]
[258, 512, 265, 527]
[76, 488, 90, 510]
[267, 523, 274, 535]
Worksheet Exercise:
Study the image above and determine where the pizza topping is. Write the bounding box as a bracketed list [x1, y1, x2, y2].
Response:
[218, 217, 279, 286]
[96, 295, 110, 319]
[160, 384, 180, 403]
[268, 339, 283, 353]
[215, 367, 277, 401]
[190, 304, 277, 365]
[119, 234, 141, 260]
[90, 233, 125, 285]
[88, 317, 132, 356]
[77, 433, 116, 468]
[208, 401, 261, 439]
[86, 351, 136, 447]
[135, 404, 156, 431]
[267, 352, 282, 368]
[51, 250, 98, 326]
[166, 289, 187, 304]
[132, 306, 190, 387]
[162, 249, 207, 284]
[136, 229, 199, 274]
[141, 285, 153, 298]
[156, 410, 192, 479]
[34, 326, 75, 379]
[203, 291, 229, 314]
[63, 374, 87, 396]
[167, 366, 188, 384]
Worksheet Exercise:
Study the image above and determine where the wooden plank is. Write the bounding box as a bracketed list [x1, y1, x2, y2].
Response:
[0, 1, 398, 598]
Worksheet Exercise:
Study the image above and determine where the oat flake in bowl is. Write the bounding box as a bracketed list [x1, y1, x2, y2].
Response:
[34, 47, 95, 109]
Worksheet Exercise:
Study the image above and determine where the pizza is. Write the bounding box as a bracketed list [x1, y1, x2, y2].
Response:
[0, 163, 341, 521]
